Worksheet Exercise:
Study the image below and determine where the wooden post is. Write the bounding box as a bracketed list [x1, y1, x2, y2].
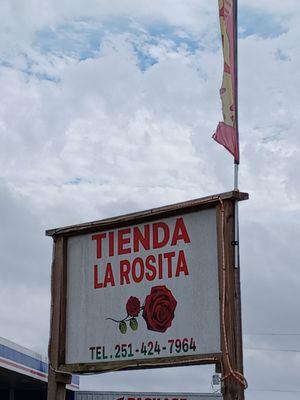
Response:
[47, 236, 71, 400]
[218, 199, 245, 400]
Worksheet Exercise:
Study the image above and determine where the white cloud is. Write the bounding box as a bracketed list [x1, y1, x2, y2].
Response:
[0, 1, 300, 398]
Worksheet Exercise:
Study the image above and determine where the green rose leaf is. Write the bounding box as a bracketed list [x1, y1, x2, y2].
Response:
[119, 321, 127, 334]
[130, 318, 138, 331]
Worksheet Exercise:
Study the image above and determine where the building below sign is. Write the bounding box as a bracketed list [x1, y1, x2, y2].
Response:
[75, 392, 222, 400]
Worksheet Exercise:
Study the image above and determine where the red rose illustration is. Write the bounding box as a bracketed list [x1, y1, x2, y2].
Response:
[126, 296, 141, 317]
[142, 285, 177, 333]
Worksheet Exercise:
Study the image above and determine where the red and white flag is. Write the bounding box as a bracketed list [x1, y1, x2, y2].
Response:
[213, 0, 239, 163]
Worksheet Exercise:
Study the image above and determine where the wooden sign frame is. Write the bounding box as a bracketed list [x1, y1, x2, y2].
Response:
[46, 191, 248, 400]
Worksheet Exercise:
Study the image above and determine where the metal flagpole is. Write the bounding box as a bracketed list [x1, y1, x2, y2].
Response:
[234, 0, 240, 269]
[234, 0, 239, 190]
[233, 2, 246, 397]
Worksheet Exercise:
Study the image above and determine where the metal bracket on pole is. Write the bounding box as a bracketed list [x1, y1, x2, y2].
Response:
[54, 371, 72, 385]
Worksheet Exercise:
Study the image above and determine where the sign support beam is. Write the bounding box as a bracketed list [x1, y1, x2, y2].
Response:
[218, 199, 245, 400]
[47, 237, 71, 400]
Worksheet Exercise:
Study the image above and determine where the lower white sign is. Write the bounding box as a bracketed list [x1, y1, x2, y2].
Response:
[66, 208, 220, 365]
[75, 393, 222, 400]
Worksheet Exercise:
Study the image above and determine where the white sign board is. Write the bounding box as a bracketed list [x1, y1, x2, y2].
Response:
[75, 392, 222, 400]
[65, 208, 220, 366]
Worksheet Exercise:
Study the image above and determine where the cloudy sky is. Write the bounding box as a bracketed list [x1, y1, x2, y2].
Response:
[1, 0, 299, 398]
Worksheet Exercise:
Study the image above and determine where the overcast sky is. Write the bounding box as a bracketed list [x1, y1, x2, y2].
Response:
[1, 0, 299, 399]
